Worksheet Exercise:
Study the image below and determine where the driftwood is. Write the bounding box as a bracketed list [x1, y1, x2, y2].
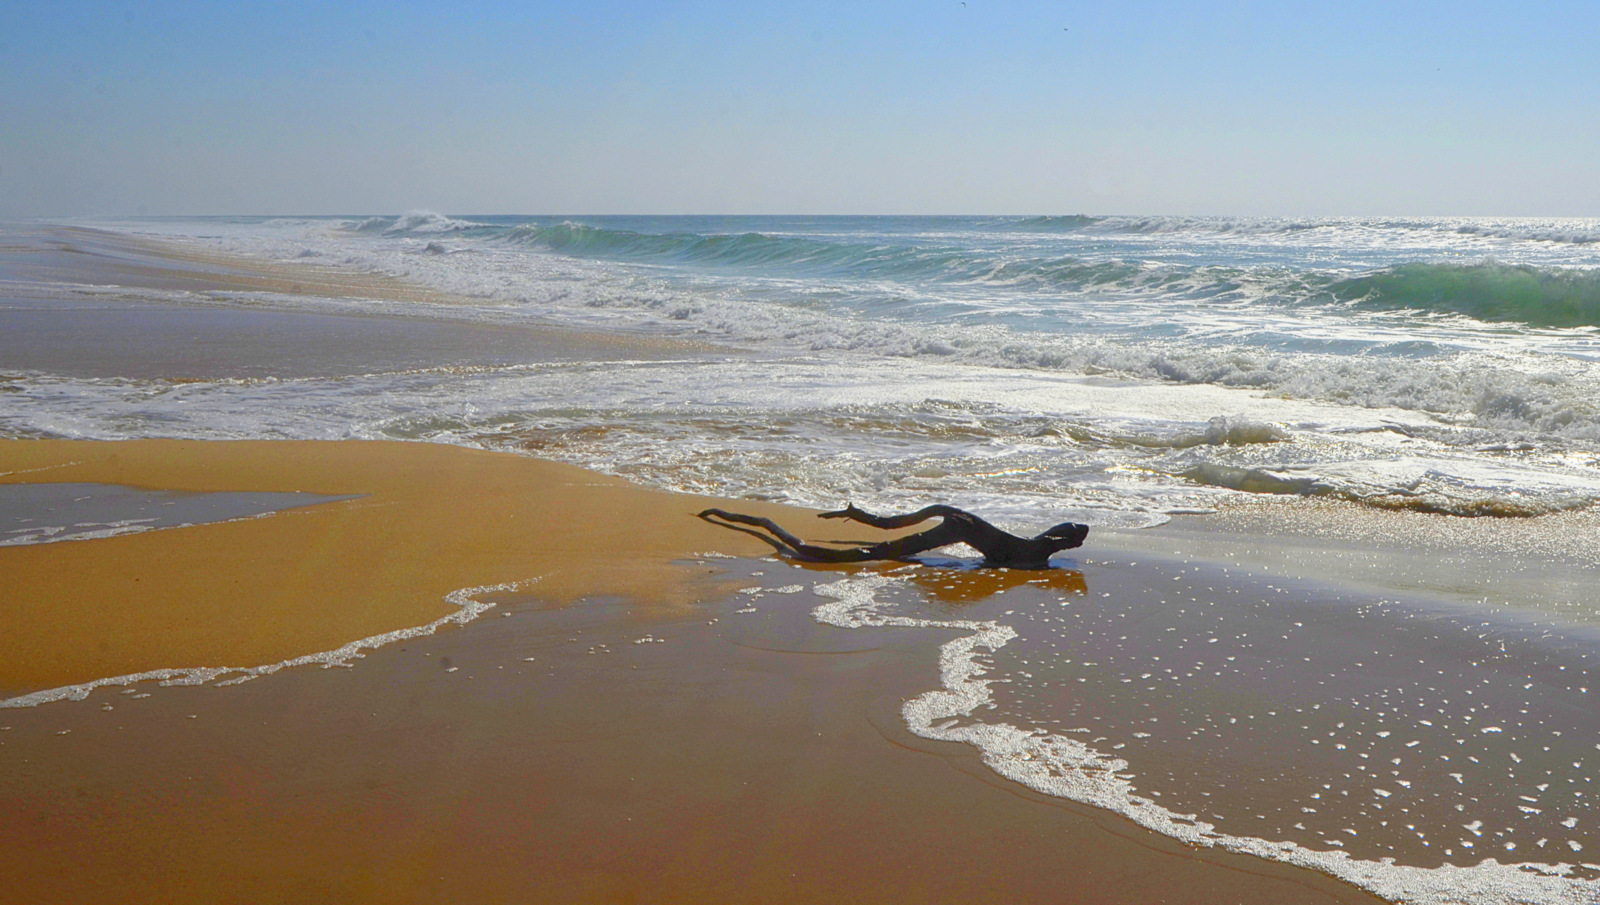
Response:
[698, 504, 1087, 569]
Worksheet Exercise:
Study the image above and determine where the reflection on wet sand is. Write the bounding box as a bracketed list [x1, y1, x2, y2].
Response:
[786, 557, 1088, 604]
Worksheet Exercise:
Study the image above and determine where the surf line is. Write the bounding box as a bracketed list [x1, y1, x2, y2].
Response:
[810, 574, 1599, 905]
[0, 580, 532, 709]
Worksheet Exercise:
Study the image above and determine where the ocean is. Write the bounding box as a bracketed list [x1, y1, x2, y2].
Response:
[4, 213, 1600, 903]
[12, 213, 1600, 524]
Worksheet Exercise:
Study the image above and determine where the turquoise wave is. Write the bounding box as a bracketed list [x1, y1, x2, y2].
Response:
[499, 222, 1150, 288]
[355, 216, 1600, 328]
[1328, 262, 1600, 328]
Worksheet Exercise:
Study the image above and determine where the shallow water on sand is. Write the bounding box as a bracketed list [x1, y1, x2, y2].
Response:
[781, 553, 1600, 904]
[0, 482, 359, 546]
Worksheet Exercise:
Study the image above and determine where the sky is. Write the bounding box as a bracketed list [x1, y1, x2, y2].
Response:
[2, 0, 1597, 217]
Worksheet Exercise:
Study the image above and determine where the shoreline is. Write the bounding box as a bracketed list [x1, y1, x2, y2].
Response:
[0, 510, 1389, 904]
[0, 438, 812, 698]
[5, 224, 1596, 903]
[4, 437, 1591, 902]
[0, 224, 723, 381]
[3, 438, 1587, 901]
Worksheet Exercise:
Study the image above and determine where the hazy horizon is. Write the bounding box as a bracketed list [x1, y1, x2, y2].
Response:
[32, 210, 1600, 222]
[5, 1, 1597, 219]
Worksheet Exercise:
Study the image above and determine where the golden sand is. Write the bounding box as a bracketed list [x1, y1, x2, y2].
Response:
[0, 439, 1387, 904]
[0, 438, 810, 694]
[0, 547, 1385, 905]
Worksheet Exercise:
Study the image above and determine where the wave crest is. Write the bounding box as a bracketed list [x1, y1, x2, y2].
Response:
[1179, 462, 1595, 517]
[348, 211, 479, 236]
[1014, 214, 1104, 231]
[1329, 262, 1600, 328]
[1453, 223, 1600, 245]
[1102, 416, 1290, 450]
[504, 221, 1157, 288]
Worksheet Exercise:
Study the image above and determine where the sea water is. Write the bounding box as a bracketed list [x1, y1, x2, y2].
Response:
[0, 482, 360, 546]
[8, 213, 1599, 525]
[803, 561, 1600, 905]
[4, 213, 1600, 902]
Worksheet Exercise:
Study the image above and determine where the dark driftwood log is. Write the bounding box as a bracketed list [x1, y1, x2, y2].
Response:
[697, 504, 1087, 570]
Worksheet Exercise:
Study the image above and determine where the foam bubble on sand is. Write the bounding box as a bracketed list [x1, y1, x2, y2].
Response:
[0, 580, 528, 708]
[811, 574, 1600, 905]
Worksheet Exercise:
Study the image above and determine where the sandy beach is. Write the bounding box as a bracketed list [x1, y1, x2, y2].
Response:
[0, 439, 1384, 904]
[0, 226, 1383, 901]
[10, 0, 1600, 898]
[0, 438, 809, 697]
[5, 222, 1597, 904]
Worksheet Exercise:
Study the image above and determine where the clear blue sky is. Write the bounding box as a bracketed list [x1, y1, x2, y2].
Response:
[3, 1, 1596, 217]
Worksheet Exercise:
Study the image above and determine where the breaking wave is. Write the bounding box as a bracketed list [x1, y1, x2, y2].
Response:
[87, 213, 1600, 523]
[1005, 215, 1600, 244]
[1452, 223, 1600, 245]
[353, 220, 1600, 330]
[351, 210, 481, 235]
[1013, 214, 1105, 231]
[1328, 262, 1600, 328]
[1096, 415, 1290, 449]
[497, 221, 1159, 288]
[1178, 463, 1597, 518]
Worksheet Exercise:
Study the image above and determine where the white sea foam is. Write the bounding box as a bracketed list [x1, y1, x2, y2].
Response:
[811, 574, 1600, 905]
[380, 210, 480, 234]
[0, 580, 526, 708]
[18, 214, 1600, 522]
[79, 217, 1600, 442]
[0, 519, 157, 546]
[7, 347, 1597, 523]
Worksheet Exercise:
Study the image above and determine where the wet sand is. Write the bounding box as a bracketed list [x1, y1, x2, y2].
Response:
[0, 225, 719, 380]
[0, 439, 815, 698]
[1, 224, 508, 307]
[0, 481, 360, 547]
[0, 549, 1385, 905]
[0, 436, 1390, 903]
